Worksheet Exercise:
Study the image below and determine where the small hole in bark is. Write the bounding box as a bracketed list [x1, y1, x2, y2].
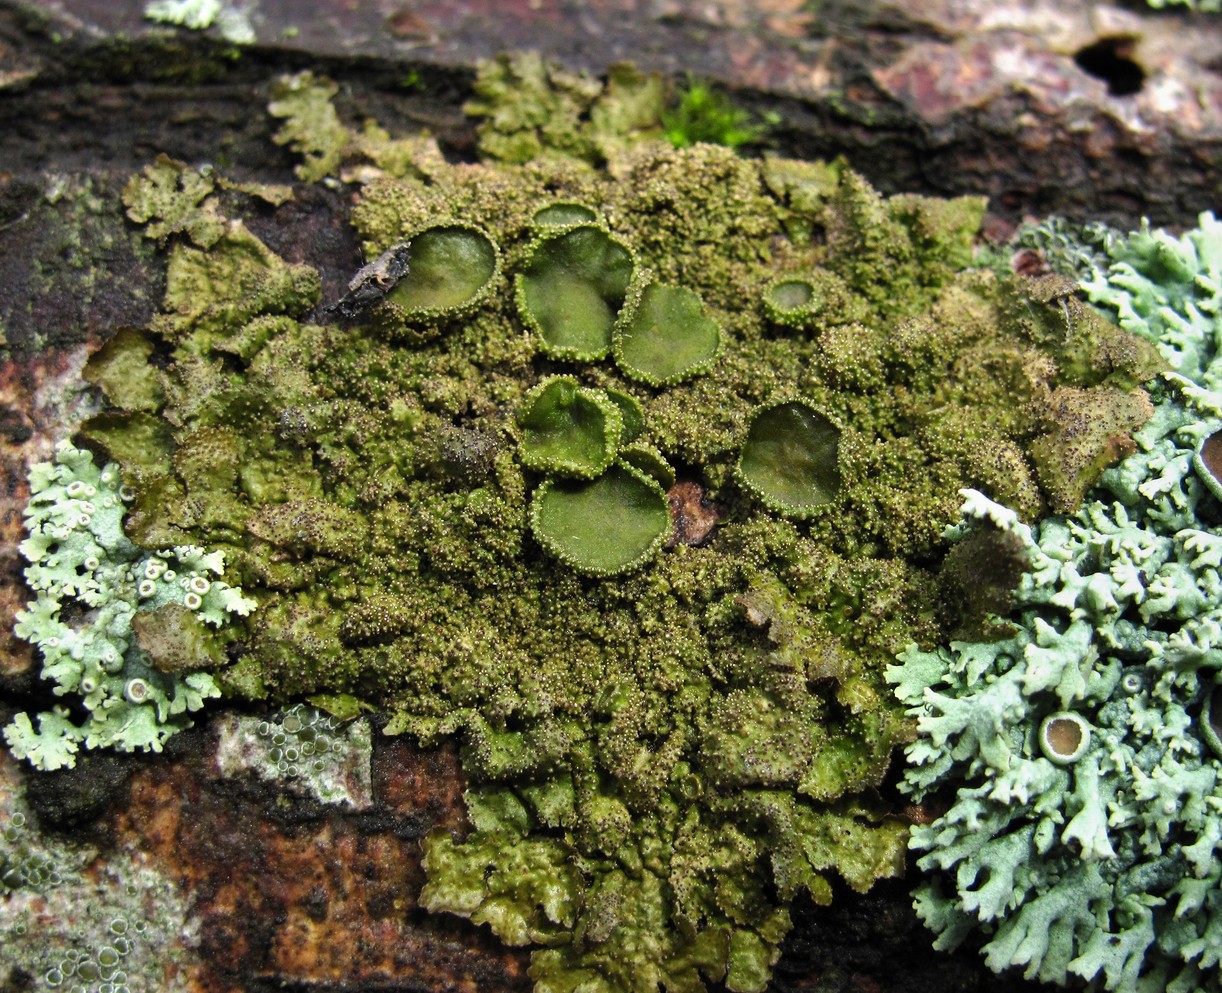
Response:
[1074, 36, 1144, 96]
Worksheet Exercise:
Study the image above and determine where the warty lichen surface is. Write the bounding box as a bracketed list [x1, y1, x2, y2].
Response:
[0, 753, 195, 993]
[213, 702, 374, 809]
[12, 68, 1168, 993]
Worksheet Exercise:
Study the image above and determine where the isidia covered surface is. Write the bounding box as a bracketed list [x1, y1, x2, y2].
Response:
[0, 2, 1219, 993]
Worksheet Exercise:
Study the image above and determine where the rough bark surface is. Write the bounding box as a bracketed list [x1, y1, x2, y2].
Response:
[0, 1, 1218, 991]
[4, 0, 1221, 226]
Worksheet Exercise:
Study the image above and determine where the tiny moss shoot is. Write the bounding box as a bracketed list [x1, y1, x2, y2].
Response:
[662, 78, 771, 150]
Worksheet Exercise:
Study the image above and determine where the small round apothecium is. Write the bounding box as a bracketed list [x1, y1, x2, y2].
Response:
[1039, 711, 1090, 765]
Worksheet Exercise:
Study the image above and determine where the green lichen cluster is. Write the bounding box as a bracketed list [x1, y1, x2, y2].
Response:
[51, 69, 1168, 993]
[4, 441, 255, 771]
[463, 53, 768, 166]
[889, 382, 1222, 992]
[516, 375, 672, 576]
[1082, 211, 1222, 386]
[2, 803, 72, 894]
[143, 0, 256, 45]
[886, 211, 1222, 992]
[1145, 0, 1220, 12]
[1015, 215, 1116, 282]
[890, 480, 1222, 990]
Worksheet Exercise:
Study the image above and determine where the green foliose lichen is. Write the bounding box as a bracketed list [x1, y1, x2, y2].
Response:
[56, 68, 1166, 993]
[462, 53, 769, 168]
[886, 210, 1222, 993]
[463, 54, 670, 167]
[268, 72, 351, 182]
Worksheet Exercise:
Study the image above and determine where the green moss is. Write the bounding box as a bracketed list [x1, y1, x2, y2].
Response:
[661, 78, 770, 151]
[65, 72, 1170, 992]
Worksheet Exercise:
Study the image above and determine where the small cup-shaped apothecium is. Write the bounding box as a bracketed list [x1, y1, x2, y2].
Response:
[1038, 711, 1091, 765]
[515, 222, 635, 361]
[737, 398, 842, 518]
[517, 376, 624, 480]
[762, 269, 866, 332]
[602, 387, 645, 444]
[529, 460, 671, 577]
[1192, 426, 1222, 503]
[618, 443, 674, 490]
[1201, 679, 1222, 760]
[372, 223, 501, 339]
[613, 274, 721, 387]
[530, 201, 599, 231]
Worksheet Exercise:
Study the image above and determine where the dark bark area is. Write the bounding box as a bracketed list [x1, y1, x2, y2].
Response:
[3, 0, 1221, 352]
[4, 0, 1221, 225]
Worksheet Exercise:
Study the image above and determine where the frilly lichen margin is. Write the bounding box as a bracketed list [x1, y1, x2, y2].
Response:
[4, 441, 254, 771]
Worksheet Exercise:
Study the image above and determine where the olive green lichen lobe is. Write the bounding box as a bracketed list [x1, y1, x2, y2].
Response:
[64, 71, 1168, 993]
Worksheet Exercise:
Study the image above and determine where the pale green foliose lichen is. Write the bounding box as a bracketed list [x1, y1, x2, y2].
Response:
[463, 54, 668, 166]
[1145, 0, 1220, 12]
[1081, 211, 1222, 388]
[4, 441, 254, 771]
[2, 790, 78, 895]
[268, 72, 351, 183]
[143, 0, 255, 44]
[889, 449, 1222, 991]
[888, 210, 1222, 992]
[144, 0, 222, 30]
